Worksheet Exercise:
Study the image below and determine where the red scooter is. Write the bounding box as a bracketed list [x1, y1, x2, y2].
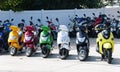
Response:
[23, 26, 38, 57]
[46, 16, 57, 40]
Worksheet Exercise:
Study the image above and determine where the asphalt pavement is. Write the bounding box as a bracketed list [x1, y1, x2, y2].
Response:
[0, 38, 120, 72]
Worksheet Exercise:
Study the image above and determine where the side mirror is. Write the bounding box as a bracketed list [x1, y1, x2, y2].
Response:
[0, 20, 2, 23]
[117, 11, 120, 13]
[21, 19, 25, 22]
[30, 16, 33, 20]
[46, 16, 49, 19]
[83, 14, 86, 17]
[92, 13, 95, 16]
[11, 19, 14, 21]
[56, 18, 59, 22]
[37, 19, 41, 22]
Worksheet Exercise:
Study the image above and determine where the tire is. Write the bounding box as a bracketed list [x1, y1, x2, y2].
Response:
[59, 48, 69, 59]
[41, 46, 50, 58]
[107, 49, 112, 64]
[78, 48, 88, 61]
[117, 30, 120, 38]
[26, 47, 33, 57]
[10, 47, 17, 56]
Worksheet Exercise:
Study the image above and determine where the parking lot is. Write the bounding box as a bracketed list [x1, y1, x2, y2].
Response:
[0, 38, 120, 72]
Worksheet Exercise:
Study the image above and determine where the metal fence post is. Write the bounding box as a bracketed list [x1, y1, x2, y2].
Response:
[41, 9, 44, 24]
[74, 8, 77, 15]
[9, 10, 12, 20]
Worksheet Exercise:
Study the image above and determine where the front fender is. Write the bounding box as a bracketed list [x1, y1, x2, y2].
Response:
[9, 42, 21, 50]
[26, 43, 34, 49]
[61, 44, 70, 50]
[100, 42, 113, 54]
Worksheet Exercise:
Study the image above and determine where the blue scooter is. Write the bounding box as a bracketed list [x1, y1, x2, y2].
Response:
[0, 26, 5, 53]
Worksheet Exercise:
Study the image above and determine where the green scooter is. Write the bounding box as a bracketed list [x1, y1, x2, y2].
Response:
[39, 26, 53, 58]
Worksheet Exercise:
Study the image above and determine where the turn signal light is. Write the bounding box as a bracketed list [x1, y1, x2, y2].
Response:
[111, 38, 114, 40]
[100, 39, 102, 41]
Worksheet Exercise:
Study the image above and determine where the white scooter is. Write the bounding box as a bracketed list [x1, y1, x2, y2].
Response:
[57, 25, 70, 59]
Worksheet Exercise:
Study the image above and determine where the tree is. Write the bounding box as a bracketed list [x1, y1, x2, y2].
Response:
[0, 0, 23, 11]
[0, 0, 105, 11]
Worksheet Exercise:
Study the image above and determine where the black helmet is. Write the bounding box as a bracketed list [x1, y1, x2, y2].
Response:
[102, 29, 110, 39]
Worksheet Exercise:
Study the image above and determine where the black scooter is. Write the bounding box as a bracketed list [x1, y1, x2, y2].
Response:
[76, 25, 90, 61]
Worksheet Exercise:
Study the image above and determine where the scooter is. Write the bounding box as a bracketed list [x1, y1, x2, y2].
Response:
[18, 19, 25, 31]
[46, 16, 57, 40]
[96, 28, 114, 64]
[76, 25, 89, 61]
[0, 26, 5, 53]
[57, 25, 70, 59]
[3, 19, 13, 51]
[39, 26, 53, 58]
[8, 26, 24, 56]
[116, 21, 120, 38]
[23, 26, 38, 57]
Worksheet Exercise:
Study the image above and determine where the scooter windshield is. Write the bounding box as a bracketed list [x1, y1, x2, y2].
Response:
[42, 33, 50, 37]
[77, 31, 86, 38]
[102, 30, 110, 39]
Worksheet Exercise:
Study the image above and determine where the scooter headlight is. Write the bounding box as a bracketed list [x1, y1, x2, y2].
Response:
[41, 37, 48, 41]
[9, 36, 16, 40]
[78, 37, 85, 42]
[25, 36, 32, 41]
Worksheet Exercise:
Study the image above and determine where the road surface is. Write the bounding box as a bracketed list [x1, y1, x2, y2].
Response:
[0, 38, 120, 72]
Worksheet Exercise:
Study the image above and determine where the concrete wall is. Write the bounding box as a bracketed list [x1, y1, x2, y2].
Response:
[0, 7, 120, 26]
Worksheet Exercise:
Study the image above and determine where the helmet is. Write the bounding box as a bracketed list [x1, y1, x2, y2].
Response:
[102, 29, 110, 39]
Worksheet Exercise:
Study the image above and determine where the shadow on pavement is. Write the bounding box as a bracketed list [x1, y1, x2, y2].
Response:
[66, 54, 78, 60]
[48, 53, 59, 58]
[87, 56, 101, 62]
[111, 58, 120, 65]
[46, 53, 78, 60]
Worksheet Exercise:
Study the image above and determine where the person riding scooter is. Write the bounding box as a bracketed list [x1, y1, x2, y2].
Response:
[96, 27, 114, 64]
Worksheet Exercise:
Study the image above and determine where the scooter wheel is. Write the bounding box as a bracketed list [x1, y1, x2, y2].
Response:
[59, 48, 69, 59]
[10, 47, 17, 56]
[107, 49, 112, 64]
[26, 47, 33, 57]
[78, 49, 88, 61]
[41, 47, 50, 58]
